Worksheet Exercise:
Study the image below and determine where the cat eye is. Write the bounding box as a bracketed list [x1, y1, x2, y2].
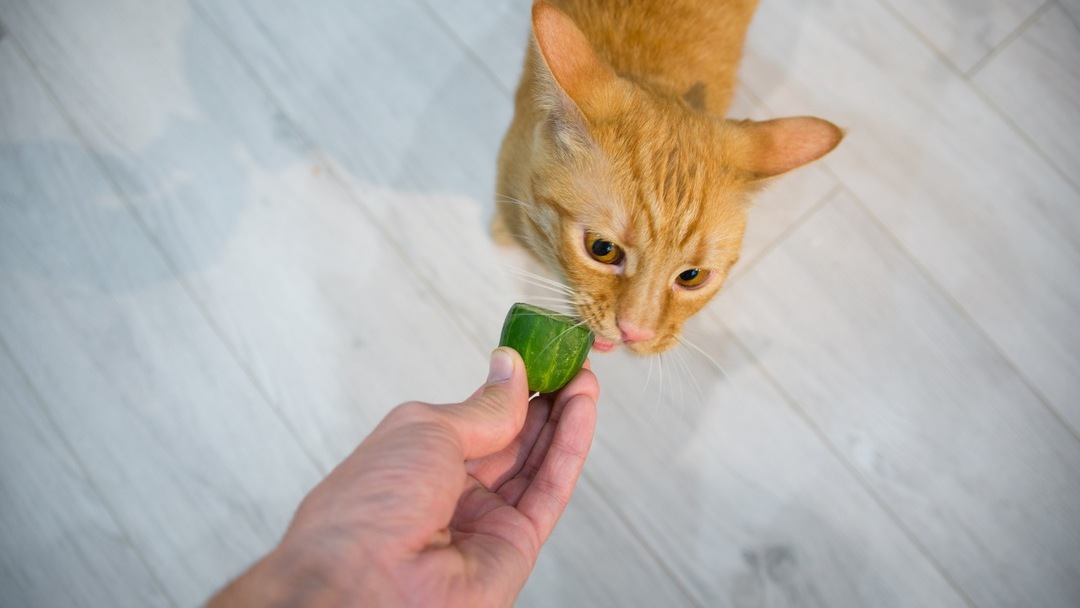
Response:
[585, 232, 625, 265]
[676, 268, 711, 289]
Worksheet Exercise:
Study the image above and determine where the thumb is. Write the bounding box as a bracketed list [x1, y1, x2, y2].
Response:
[440, 347, 532, 460]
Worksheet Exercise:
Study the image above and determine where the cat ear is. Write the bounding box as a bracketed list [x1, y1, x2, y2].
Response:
[531, 2, 621, 111]
[731, 117, 844, 179]
[530, 1, 628, 147]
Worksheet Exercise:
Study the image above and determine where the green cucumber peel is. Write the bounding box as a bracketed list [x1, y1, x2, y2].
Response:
[498, 302, 595, 393]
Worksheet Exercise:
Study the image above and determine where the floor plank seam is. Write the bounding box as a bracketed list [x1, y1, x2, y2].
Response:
[873, 0, 967, 76]
[579, 467, 707, 608]
[725, 183, 845, 292]
[726, 80, 853, 291]
[411, 0, 516, 97]
[839, 184, 1080, 446]
[961, 0, 1079, 193]
[964, 0, 1056, 79]
[968, 79, 1080, 196]
[5, 20, 330, 479]
[188, 0, 494, 356]
[0, 335, 181, 608]
[740, 30, 1080, 446]
[713, 323, 981, 608]
[873, 0, 1079, 195]
[1065, 1, 1080, 31]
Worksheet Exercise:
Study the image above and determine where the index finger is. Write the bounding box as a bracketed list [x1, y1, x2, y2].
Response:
[469, 361, 598, 489]
[514, 367, 598, 541]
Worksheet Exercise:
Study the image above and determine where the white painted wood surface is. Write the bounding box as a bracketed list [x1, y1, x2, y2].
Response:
[715, 190, 1080, 608]
[742, 0, 1080, 433]
[0, 346, 171, 608]
[972, 2, 1080, 185]
[878, 0, 1045, 74]
[0, 37, 323, 606]
[1, 0, 1078, 607]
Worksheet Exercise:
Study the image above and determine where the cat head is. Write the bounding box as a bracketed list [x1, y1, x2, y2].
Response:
[515, 2, 842, 355]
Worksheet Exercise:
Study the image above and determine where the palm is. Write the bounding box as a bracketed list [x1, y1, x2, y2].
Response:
[409, 387, 594, 607]
[206, 351, 597, 608]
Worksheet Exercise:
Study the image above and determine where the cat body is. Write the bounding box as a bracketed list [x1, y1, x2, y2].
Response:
[495, 0, 841, 354]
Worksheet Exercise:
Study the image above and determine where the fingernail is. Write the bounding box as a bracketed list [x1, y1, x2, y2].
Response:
[487, 348, 514, 384]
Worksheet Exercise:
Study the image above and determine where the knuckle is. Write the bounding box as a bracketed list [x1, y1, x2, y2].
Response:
[387, 401, 440, 426]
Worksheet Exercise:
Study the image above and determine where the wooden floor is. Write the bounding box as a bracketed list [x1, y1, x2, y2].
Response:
[2, 0, 1078, 606]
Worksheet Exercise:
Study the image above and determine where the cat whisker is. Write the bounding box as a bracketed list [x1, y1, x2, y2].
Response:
[498, 261, 567, 281]
[675, 334, 729, 383]
[495, 194, 532, 208]
[520, 297, 577, 316]
[521, 295, 573, 305]
[501, 228, 563, 270]
[499, 265, 578, 298]
[642, 351, 655, 396]
[524, 317, 593, 364]
[523, 276, 575, 297]
[672, 346, 705, 408]
[512, 278, 577, 302]
[498, 228, 542, 253]
[675, 330, 754, 408]
[667, 349, 686, 418]
[508, 277, 574, 297]
[648, 353, 666, 425]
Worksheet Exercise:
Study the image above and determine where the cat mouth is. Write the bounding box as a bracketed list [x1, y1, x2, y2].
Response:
[590, 332, 676, 355]
[592, 337, 618, 353]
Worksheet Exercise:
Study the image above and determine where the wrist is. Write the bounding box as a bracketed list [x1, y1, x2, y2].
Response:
[208, 541, 367, 608]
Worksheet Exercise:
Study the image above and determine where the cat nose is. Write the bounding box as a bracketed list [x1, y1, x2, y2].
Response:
[618, 320, 654, 344]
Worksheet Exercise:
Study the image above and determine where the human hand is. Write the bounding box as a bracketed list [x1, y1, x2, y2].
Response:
[208, 347, 599, 608]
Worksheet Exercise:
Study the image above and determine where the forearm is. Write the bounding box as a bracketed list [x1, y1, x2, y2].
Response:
[206, 542, 390, 608]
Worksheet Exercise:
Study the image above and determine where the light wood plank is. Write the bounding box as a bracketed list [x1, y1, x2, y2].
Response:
[726, 91, 840, 280]
[582, 319, 970, 608]
[0, 36, 322, 607]
[715, 190, 1080, 608]
[878, 0, 1045, 73]
[742, 0, 1080, 432]
[0, 346, 171, 608]
[518, 480, 698, 608]
[414, 0, 530, 94]
[193, 0, 518, 345]
[973, 2, 1080, 184]
[1063, 0, 1080, 22]
[0, 0, 489, 471]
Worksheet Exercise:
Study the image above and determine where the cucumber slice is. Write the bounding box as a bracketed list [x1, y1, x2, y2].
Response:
[498, 302, 595, 393]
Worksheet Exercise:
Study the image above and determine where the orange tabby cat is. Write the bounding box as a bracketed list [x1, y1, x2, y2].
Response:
[494, 0, 842, 354]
